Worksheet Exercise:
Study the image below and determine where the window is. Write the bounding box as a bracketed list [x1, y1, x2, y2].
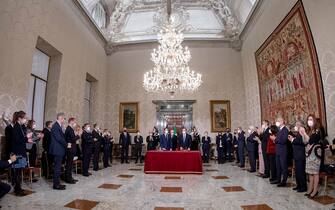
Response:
[83, 80, 92, 123]
[27, 49, 50, 130]
[91, 2, 106, 28]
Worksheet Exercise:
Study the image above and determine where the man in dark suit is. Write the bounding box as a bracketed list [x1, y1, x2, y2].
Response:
[41, 121, 52, 178]
[160, 128, 172, 151]
[11, 111, 31, 196]
[273, 117, 289, 187]
[4, 112, 16, 160]
[170, 129, 178, 151]
[261, 120, 271, 178]
[0, 154, 17, 208]
[119, 127, 131, 163]
[49, 112, 67, 190]
[134, 131, 143, 163]
[178, 128, 191, 151]
[224, 128, 233, 162]
[216, 132, 225, 164]
[246, 127, 257, 172]
[81, 123, 94, 176]
[202, 131, 211, 163]
[101, 130, 113, 168]
[289, 122, 307, 192]
[237, 128, 246, 168]
[92, 124, 102, 171]
[64, 118, 80, 184]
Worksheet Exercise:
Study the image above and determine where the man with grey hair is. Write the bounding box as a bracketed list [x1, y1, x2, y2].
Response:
[49, 112, 67, 190]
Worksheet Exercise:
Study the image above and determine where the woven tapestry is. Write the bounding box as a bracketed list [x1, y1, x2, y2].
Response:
[255, 1, 326, 126]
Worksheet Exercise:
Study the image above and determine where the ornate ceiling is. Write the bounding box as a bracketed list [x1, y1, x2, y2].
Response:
[77, 0, 259, 52]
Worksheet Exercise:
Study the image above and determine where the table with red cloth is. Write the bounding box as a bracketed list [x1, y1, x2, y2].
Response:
[144, 151, 203, 174]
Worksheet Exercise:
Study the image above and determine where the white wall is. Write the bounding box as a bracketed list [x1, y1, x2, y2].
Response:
[241, 0, 335, 139]
[105, 46, 247, 137]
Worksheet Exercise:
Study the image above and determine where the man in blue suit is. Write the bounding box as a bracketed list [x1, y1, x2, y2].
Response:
[49, 112, 67, 190]
[160, 128, 172, 151]
[272, 116, 289, 187]
[178, 128, 191, 151]
[237, 127, 246, 168]
[119, 127, 131, 163]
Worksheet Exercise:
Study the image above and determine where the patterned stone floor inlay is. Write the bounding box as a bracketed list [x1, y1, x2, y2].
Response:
[129, 168, 142, 171]
[241, 204, 273, 210]
[64, 199, 99, 210]
[205, 169, 219, 172]
[98, 183, 122, 189]
[312, 195, 335, 205]
[212, 175, 229, 179]
[154, 207, 184, 210]
[164, 176, 181, 180]
[117, 174, 134, 178]
[160, 187, 183, 193]
[222, 186, 246, 192]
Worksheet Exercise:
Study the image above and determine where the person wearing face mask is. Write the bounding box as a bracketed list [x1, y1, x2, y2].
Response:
[26, 120, 43, 182]
[272, 116, 289, 187]
[224, 128, 233, 162]
[11, 111, 32, 196]
[119, 127, 131, 163]
[49, 112, 67, 190]
[81, 123, 94, 176]
[191, 127, 200, 151]
[202, 131, 211, 163]
[146, 131, 156, 151]
[42, 121, 53, 179]
[267, 125, 278, 182]
[301, 114, 322, 198]
[233, 129, 239, 164]
[160, 128, 172, 151]
[101, 130, 113, 168]
[4, 112, 17, 160]
[170, 129, 178, 151]
[237, 127, 245, 168]
[134, 131, 143, 163]
[216, 132, 225, 164]
[246, 126, 257, 172]
[261, 120, 271, 178]
[64, 118, 80, 184]
[92, 124, 103, 171]
[288, 121, 307, 193]
[153, 127, 160, 149]
[178, 128, 191, 151]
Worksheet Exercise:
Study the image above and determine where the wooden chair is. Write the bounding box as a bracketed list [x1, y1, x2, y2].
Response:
[319, 171, 335, 193]
[22, 153, 41, 186]
[73, 159, 82, 174]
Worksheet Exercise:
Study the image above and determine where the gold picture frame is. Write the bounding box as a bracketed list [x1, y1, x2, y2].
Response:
[210, 100, 231, 132]
[119, 102, 139, 133]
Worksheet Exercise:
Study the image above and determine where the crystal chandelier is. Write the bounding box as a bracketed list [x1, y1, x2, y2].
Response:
[143, 1, 202, 96]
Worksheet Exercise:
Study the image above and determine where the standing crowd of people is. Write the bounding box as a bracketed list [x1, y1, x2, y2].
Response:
[0, 110, 334, 204]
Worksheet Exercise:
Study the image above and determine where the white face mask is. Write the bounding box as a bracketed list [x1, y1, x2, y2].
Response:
[165, 130, 168, 134]
[247, 129, 251, 134]
[294, 126, 299, 132]
[237, 130, 241, 134]
[32, 124, 36, 129]
[307, 120, 314, 127]
[275, 122, 281, 127]
[182, 130, 186, 134]
[86, 127, 91, 132]
[261, 124, 266, 130]
[137, 132, 140, 136]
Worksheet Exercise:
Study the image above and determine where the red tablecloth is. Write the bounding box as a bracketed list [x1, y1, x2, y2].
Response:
[144, 151, 203, 174]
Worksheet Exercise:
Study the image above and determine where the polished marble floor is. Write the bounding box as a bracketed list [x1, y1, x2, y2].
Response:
[1, 162, 335, 210]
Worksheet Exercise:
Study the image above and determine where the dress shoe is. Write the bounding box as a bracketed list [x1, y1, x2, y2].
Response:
[262, 175, 270, 178]
[32, 178, 38, 183]
[15, 190, 27, 196]
[248, 170, 256, 173]
[269, 178, 277, 182]
[297, 189, 307, 193]
[65, 180, 76, 184]
[53, 185, 66, 190]
[277, 182, 287, 187]
[72, 178, 78, 182]
[82, 174, 89, 177]
[292, 187, 298, 191]
[304, 192, 311, 196]
[88, 172, 92, 175]
[270, 181, 280, 184]
[308, 191, 319, 199]
[126, 161, 130, 164]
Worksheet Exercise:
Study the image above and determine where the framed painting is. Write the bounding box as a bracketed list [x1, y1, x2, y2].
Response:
[210, 100, 231, 132]
[119, 102, 139, 133]
[255, 0, 326, 128]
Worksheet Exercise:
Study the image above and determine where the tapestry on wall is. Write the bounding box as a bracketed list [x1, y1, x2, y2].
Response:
[255, 0, 326, 127]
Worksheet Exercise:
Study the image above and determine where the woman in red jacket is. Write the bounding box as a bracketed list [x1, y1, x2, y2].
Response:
[267, 125, 279, 182]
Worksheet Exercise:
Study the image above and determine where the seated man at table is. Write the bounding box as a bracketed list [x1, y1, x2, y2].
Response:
[179, 128, 191, 151]
[160, 128, 172, 151]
